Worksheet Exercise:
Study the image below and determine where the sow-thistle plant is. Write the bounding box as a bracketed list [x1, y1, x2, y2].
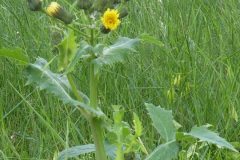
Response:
[25, 0, 144, 159]
[1, 0, 236, 159]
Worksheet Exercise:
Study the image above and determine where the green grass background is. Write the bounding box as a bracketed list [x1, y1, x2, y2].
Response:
[0, 0, 240, 159]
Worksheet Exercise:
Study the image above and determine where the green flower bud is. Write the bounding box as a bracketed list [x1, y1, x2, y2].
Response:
[27, 0, 42, 11]
[114, 0, 130, 4]
[113, 0, 121, 4]
[76, 0, 93, 10]
[46, 2, 73, 24]
[119, 8, 128, 19]
[92, 0, 114, 12]
[100, 25, 111, 34]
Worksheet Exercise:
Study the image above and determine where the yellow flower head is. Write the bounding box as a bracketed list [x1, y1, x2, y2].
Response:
[46, 2, 61, 17]
[101, 8, 121, 31]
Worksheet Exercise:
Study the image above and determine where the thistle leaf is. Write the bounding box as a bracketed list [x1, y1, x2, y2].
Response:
[25, 58, 103, 117]
[185, 125, 238, 152]
[0, 48, 29, 64]
[65, 41, 93, 73]
[93, 37, 140, 74]
[145, 103, 176, 142]
[145, 140, 179, 160]
[57, 144, 95, 160]
[57, 30, 77, 71]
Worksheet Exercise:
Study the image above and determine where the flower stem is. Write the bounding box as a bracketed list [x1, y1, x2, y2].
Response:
[89, 63, 108, 160]
[88, 24, 108, 159]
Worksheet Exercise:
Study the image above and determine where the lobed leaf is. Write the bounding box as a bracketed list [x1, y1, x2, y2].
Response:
[57, 144, 95, 160]
[25, 57, 104, 117]
[185, 125, 238, 152]
[145, 140, 179, 160]
[57, 30, 77, 71]
[93, 37, 140, 74]
[0, 48, 29, 64]
[65, 41, 93, 73]
[145, 103, 176, 142]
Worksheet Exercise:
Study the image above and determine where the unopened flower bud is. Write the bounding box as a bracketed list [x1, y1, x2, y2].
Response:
[100, 25, 111, 34]
[119, 8, 128, 19]
[92, 0, 113, 12]
[113, 0, 121, 4]
[76, 0, 93, 10]
[28, 0, 42, 11]
[46, 2, 73, 24]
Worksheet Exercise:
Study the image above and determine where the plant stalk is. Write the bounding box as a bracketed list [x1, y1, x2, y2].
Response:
[87, 23, 107, 159]
[89, 63, 108, 160]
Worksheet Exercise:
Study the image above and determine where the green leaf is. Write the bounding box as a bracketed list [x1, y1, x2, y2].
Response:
[104, 142, 117, 160]
[65, 41, 92, 73]
[140, 34, 164, 48]
[25, 58, 104, 117]
[0, 48, 29, 64]
[57, 144, 95, 160]
[145, 103, 176, 142]
[145, 140, 179, 160]
[57, 30, 77, 71]
[185, 125, 238, 152]
[133, 112, 143, 137]
[112, 105, 125, 124]
[93, 37, 140, 74]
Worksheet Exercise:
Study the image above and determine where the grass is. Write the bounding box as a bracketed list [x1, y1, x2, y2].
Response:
[0, 0, 240, 159]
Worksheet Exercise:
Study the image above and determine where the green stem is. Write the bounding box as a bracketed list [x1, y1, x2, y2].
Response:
[89, 63, 108, 160]
[67, 74, 83, 102]
[67, 74, 90, 119]
[89, 117, 108, 160]
[90, 63, 98, 109]
[88, 24, 107, 159]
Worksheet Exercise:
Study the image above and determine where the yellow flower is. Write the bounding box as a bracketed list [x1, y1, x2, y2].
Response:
[101, 8, 121, 31]
[46, 2, 61, 17]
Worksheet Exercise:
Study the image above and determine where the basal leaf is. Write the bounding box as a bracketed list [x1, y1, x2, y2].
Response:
[57, 144, 95, 160]
[133, 112, 143, 137]
[0, 48, 29, 64]
[25, 58, 104, 117]
[145, 140, 179, 160]
[145, 103, 176, 142]
[185, 125, 238, 152]
[93, 37, 140, 74]
[57, 30, 77, 71]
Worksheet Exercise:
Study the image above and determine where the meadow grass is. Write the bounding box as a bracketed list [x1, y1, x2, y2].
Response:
[0, 0, 240, 159]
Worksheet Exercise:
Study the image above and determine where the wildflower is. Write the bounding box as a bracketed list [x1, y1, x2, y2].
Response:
[46, 2, 73, 24]
[28, 0, 42, 11]
[101, 8, 121, 31]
